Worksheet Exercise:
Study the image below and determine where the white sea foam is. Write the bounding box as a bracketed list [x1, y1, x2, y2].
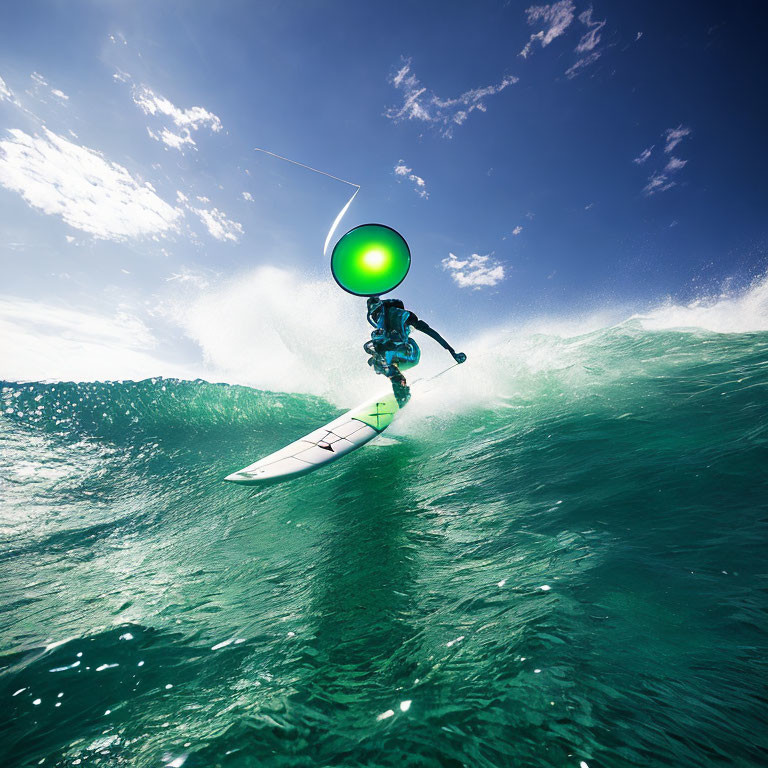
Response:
[630, 275, 768, 334]
[159, 265, 372, 403]
[2, 271, 768, 403]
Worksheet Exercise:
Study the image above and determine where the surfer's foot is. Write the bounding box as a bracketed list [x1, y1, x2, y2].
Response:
[391, 375, 411, 407]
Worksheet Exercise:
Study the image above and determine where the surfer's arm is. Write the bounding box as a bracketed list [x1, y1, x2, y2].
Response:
[409, 314, 466, 362]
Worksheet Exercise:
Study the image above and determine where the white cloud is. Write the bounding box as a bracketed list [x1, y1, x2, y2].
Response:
[520, 1, 575, 58]
[191, 206, 243, 242]
[0, 75, 15, 102]
[173, 189, 242, 242]
[565, 51, 601, 79]
[0, 296, 193, 382]
[512, 225, 523, 235]
[242, 191, 253, 202]
[442, 252, 506, 289]
[132, 85, 222, 152]
[27, 71, 69, 102]
[565, 8, 606, 78]
[633, 146, 653, 164]
[643, 172, 675, 196]
[0, 128, 182, 240]
[165, 267, 214, 289]
[636, 126, 691, 194]
[665, 156, 687, 172]
[664, 125, 691, 153]
[148, 126, 195, 151]
[394, 161, 429, 198]
[575, 8, 606, 53]
[386, 59, 517, 137]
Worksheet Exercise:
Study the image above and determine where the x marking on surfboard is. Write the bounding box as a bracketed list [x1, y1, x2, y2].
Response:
[366, 401, 395, 430]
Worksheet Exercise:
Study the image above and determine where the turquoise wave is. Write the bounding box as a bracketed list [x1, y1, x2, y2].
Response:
[1, 324, 767, 767]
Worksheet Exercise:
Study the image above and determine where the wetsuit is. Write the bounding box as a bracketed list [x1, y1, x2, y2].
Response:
[364, 298, 465, 406]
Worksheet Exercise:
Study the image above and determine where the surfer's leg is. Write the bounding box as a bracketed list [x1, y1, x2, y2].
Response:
[365, 341, 390, 377]
[390, 375, 410, 407]
[387, 363, 411, 407]
[388, 342, 419, 406]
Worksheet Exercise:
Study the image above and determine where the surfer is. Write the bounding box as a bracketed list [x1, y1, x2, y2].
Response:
[364, 297, 466, 406]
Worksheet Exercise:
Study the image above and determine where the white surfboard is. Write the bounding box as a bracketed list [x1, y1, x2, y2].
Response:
[224, 391, 400, 485]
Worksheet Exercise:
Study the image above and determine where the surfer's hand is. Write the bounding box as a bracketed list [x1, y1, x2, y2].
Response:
[453, 351, 467, 364]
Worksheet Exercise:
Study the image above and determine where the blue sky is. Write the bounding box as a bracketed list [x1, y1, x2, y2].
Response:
[1, 0, 767, 389]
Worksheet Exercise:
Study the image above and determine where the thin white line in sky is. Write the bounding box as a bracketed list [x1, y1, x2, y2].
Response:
[253, 147, 361, 256]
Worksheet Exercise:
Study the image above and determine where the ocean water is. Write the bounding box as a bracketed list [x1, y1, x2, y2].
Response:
[1, 314, 768, 767]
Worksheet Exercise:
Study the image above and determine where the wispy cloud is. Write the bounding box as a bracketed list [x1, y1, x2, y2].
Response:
[637, 125, 691, 195]
[0, 296, 196, 383]
[165, 266, 216, 289]
[519, 1, 575, 59]
[575, 8, 606, 53]
[242, 191, 254, 202]
[0, 74, 15, 103]
[175, 190, 243, 242]
[192, 206, 243, 242]
[664, 125, 691, 153]
[566, 8, 606, 78]
[441, 253, 505, 289]
[643, 172, 675, 196]
[394, 160, 428, 198]
[665, 156, 687, 172]
[633, 146, 653, 164]
[27, 71, 69, 102]
[565, 51, 601, 78]
[148, 126, 194, 151]
[0, 128, 182, 240]
[386, 58, 517, 137]
[132, 85, 222, 152]
[512, 225, 523, 235]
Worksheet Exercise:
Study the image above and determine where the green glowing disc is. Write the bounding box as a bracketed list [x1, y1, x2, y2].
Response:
[330, 224, 411, 296]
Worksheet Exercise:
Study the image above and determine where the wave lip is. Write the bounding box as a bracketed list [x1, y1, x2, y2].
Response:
[630, 275, 768, 334]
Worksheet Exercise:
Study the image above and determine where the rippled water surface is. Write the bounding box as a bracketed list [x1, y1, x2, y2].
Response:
[2, 324, 767, 767]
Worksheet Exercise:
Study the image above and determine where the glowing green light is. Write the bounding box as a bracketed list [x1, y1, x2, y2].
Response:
[362, 248, 387, 269]
[330, 224, 411, 296]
